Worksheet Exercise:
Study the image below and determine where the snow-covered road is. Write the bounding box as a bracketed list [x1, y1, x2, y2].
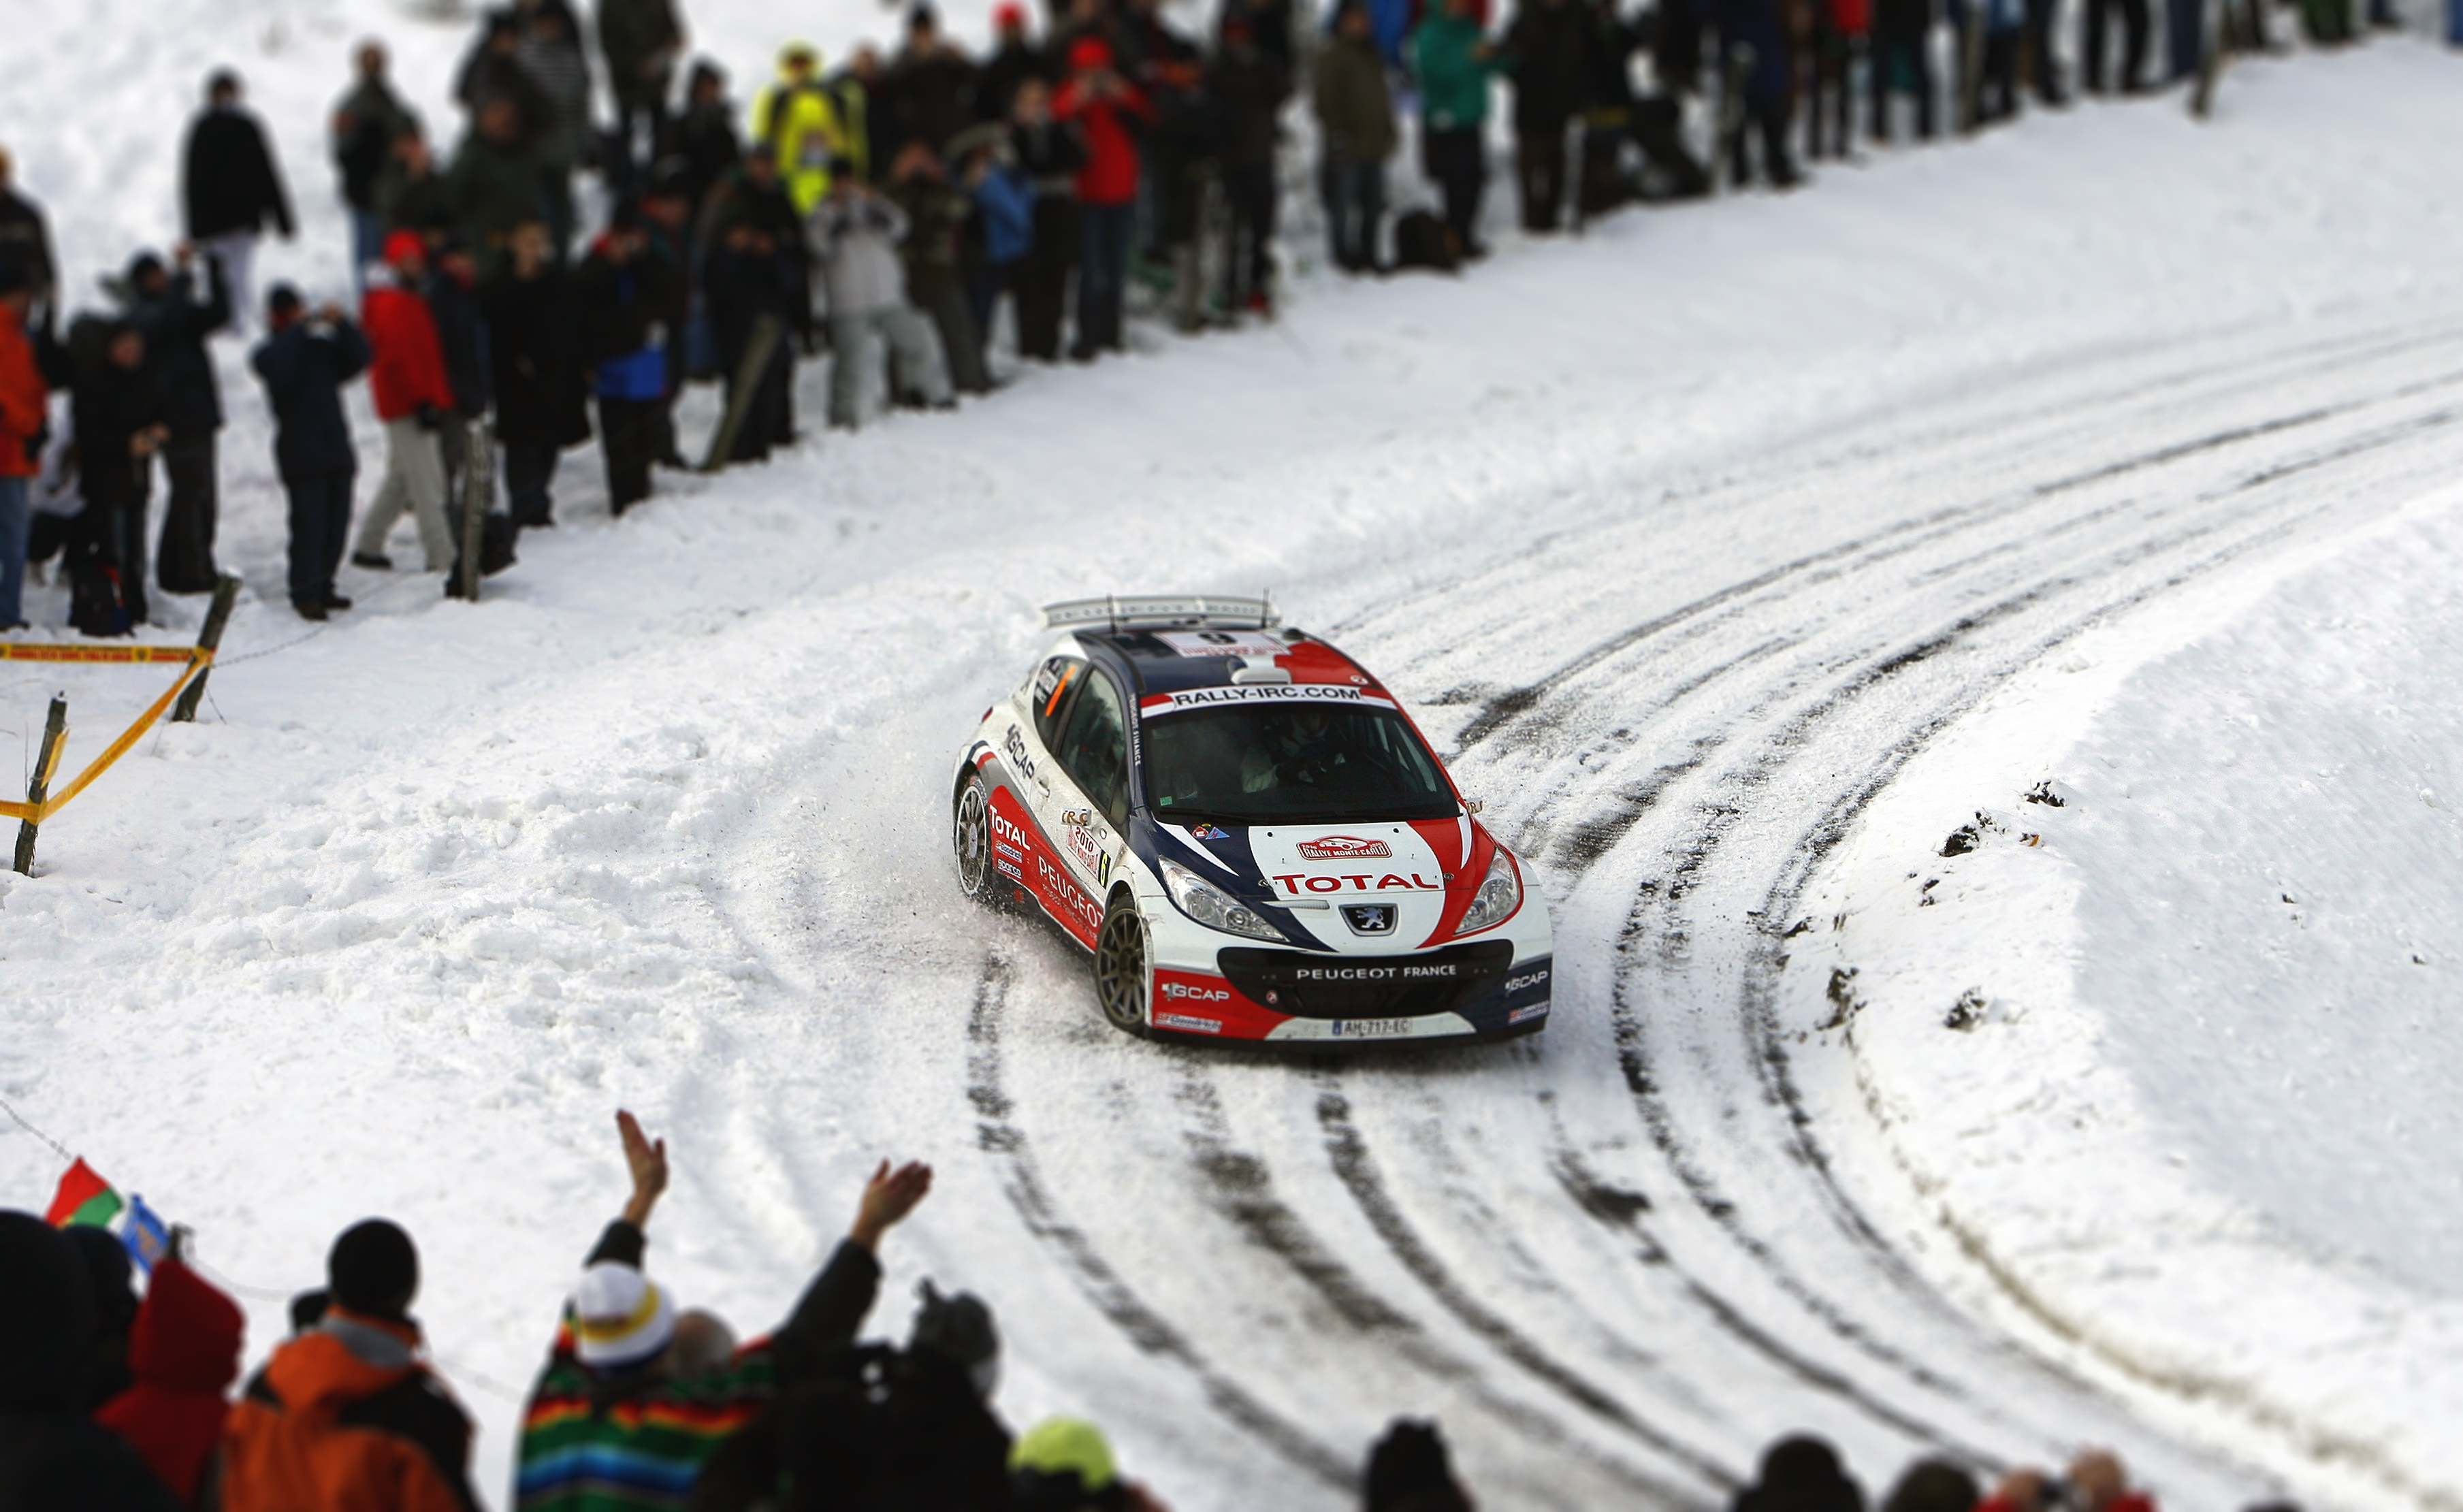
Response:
[6, 13, 2463, 1509]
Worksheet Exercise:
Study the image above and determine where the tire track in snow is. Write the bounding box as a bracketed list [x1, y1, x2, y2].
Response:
[1168, 1067, 1715, 1509]
[963, 956, 1357, 1491]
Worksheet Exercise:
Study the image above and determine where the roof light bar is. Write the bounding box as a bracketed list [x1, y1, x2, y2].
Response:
[1041, 593, 1281, 633]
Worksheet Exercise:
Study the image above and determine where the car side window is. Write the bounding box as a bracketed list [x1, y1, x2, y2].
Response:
[1055, 669, 1131, 830]
[1031, 656, 1086, 751]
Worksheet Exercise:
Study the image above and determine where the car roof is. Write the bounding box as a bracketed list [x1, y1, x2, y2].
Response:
[1067, 627, 1387, 699]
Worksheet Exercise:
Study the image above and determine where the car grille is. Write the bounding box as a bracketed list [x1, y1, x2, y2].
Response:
[1216, 941, 1517, 1020]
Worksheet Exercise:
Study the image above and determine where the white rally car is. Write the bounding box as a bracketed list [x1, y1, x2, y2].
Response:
[949, 596, 1552, 1045]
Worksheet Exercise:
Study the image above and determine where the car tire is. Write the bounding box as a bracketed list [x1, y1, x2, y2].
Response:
[953, 774, 1006, 909]
[1092, 892, 1152, 1037]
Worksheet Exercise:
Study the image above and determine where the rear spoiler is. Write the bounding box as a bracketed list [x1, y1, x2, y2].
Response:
[1041, 594, 1281, 633]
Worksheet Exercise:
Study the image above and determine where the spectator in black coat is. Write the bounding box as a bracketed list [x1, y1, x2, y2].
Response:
[1500, 0, 1586, 232]
[1000, 81, 1084, 363]
[123, 247, 231, 596]
[251, 285, 370, 618]
[976, 3, 1057, 122]
[0, 146, 61, 338]
[575, 212, 683, 514]
[888, 7, 981, 155]
[332, 43, 418, 290]
[0, 1212, 187, 1512]
[600, 0, 688, 193]
[375, 125, 457, 241]
[456, 12, 553, 148]
[182, 71, 294, 334]
[672, 63, 744, 220]
[486, 221, 590, 527]
[69, 320, 167, 630]
[698, 148, 805, 462]
[1208, 14, 1287, 315]
[425, 240, 492, 517]
[637, 168, 696, 468]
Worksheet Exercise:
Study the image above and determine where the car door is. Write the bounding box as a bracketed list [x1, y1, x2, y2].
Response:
[1044, 664, 1133, 918]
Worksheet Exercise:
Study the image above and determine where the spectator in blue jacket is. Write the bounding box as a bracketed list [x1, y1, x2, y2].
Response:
[251, 285, 370, 620]
[955, 125, 1035, 357]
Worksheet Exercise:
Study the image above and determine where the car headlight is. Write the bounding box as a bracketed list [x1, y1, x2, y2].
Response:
[1453, 849, 1523, 936]
[1159, 859, 1285, 942]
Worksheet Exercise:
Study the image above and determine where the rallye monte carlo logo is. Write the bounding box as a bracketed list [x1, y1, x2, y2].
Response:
[1296, 835, 1390, 861]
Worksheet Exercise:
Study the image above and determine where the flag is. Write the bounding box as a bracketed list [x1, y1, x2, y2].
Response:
[121, 1193, 170, 1274]
[44, 1157, 123, 1229]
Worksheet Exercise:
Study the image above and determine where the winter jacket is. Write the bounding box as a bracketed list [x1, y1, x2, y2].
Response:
[127, 258, 232, 436]
[752, 73, 852, 216]
[1005, 120, 1085, 266]
[0, 1212, 187, 1512]
[1206, 44, 1290, 168]
[889, 173, 973, 298]
[975, 40, 1057, 123]
[1313, 33, 1398, 163]
[1412, 14, 1494, 130]
[887, 46, 980, 155]
[184, 108, 295, 241]
[1578, 9, 1640, 122]
[361, 272, 457, 421]
[0, 185, 55, 300]
[514, 1221, 875, 1512]
[457, 48, 554, 146]
[375, 161, 456, 236]
[519, 37, 596, 172]
[72, 355, 165, 520]
[448, 132, 544, 253]
[95, 1260, 245, 1507]
[809, 192, 912, 317]
[598, 0, 685, 108]
[222, 1313, 478, 1512]
[673, 101, 743, 213]
[252, 315, 370, 478]
[1872, 0, 1931, 37]
[769, 1353, 1010, 1512]
[485, 266, 592, 449]
[1052, 59, 1153, 206]
[332, 79, 417, 211]
[1705, 0, 1792, 102]
[425, 268, 492, 417]
[574, 242, 682, 400]
[0, 304, 43, 480]
[972, 164, 1035, 266]
[1501, 0, 1588, 130]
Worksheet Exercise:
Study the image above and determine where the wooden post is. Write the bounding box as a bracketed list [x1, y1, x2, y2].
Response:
[14, 694, 67, 876]
[170, 574, 242, 724]
[702, 314, 784, 472]
[455, 418, 492, 602]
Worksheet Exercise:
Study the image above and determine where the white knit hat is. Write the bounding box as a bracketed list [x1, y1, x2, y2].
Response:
[571, 1261, 677, 1368]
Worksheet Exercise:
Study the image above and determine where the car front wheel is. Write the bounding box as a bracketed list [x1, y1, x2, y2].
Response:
[954, 775, 1001, 907]
[1093, 894, 1151, 1035]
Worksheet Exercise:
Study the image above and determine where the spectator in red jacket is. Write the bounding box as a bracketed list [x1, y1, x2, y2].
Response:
[350, 231, 457, 573]
[1052, 35, 1151, 361]
[95, 1259, 246, 1508]
[1979, 1450, 2156, 1512]
[0, 259, 46, 630]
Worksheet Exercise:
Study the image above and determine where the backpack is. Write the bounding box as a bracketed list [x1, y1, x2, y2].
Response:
[69, 561, 133, 638]
[1390, 208, 1460, 274]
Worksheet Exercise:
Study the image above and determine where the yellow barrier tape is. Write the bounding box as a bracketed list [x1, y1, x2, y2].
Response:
[1, 649, 213, 824]
[0, 643, 205, 664]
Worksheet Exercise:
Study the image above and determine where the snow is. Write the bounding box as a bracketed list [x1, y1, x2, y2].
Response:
[5, 4, 2463, 1509]
[1790, 485, 2463, 1507]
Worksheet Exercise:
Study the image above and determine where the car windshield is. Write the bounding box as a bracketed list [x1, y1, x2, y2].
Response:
[1142, 703, 1458, 824]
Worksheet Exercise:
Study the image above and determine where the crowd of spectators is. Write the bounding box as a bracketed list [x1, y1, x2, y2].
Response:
[0, 0, 2420, 634]
[5, 1109, 2282, 1511]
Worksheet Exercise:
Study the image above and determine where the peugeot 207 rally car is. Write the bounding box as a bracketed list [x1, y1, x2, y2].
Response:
[949, 595, 1552, 1045]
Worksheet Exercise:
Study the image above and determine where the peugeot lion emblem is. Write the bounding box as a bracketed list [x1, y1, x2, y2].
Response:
[1342, 903, 1397, 936]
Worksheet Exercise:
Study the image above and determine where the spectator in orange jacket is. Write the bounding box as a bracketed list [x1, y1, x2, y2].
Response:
[350, 231, 457, 573]
[220, 1219, 479, 1512]
[96, 1259, 246, 1508]
[0, 259, 46, 630]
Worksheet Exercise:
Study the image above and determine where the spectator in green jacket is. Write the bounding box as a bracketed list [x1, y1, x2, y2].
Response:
[1312, 1, 1397, 274]
[1410, 0, 1495, 259]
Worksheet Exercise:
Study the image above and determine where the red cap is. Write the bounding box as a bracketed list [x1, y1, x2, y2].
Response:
[382, 229, 426, 268]
[1068, 35, 1112, 70]
[993, 1, 1027, 27]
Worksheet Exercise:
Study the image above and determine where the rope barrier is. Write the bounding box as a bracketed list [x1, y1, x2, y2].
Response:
[0, 648, 210, 823]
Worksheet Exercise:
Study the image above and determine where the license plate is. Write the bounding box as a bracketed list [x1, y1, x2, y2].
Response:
[1330, 1017, 1414, 1039]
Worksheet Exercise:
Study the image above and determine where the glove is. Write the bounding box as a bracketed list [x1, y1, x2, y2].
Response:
[415, 403, 444, 432]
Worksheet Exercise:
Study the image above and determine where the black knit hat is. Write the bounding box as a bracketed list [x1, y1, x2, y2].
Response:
[909, 1280, 999, 1393]
[327, 1219, 419, 1320]
[1364, 1419, 1468, 1512]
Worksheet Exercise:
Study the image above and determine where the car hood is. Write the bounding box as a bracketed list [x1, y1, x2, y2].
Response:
[1146, 814, 1496, 952]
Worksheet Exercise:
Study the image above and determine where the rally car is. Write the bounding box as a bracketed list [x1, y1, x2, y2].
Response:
[949, 595, 1552, 1045]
